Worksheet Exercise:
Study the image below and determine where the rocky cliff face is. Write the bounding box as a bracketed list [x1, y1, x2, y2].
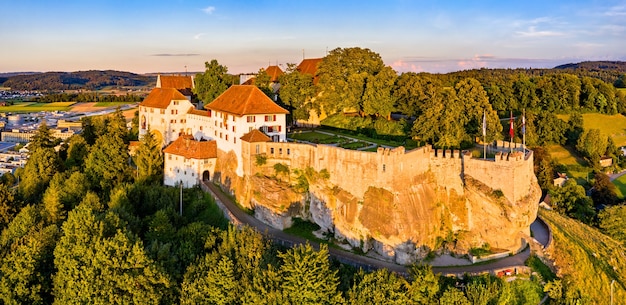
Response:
[234, 165, 540, 265]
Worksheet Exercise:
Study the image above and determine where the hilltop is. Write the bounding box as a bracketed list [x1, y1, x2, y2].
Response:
[0, 70, 153, 91]
[554, 60, 626, 72]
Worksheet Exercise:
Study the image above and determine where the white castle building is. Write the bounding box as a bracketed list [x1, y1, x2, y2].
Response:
[138, 75, 289, 187]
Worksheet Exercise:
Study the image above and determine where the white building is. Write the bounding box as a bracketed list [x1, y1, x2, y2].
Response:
[138, 76, 289, 184]
[163, 135, 217, 187]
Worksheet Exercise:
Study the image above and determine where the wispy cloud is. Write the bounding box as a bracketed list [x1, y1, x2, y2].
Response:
[604, 5, 626, 16]
[151, 54, 200, 57]
[516, 26, 564, 37]
[194, 33, 206, 40]
[202, 6, 216, 14]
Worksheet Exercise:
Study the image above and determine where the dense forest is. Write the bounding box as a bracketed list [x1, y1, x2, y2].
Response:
[1, 70, 153, 91]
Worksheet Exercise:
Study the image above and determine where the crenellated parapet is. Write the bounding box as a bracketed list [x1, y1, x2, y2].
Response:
[243, 140, 535, 203]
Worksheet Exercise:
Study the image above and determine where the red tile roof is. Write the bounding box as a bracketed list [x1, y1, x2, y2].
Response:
[163, 135, 217, 159]
[240, 129, 271, 142]
[297, 58, 323, 84]
[140, 88, 188, 109]
[188, 107, 210, 117]
[205, 85, 289, 116]
[242, 77, 255, 85]
[265, 65, 283, 82]
[157, 75, 194, 90]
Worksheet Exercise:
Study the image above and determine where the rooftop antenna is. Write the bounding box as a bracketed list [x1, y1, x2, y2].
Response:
[184, 65, 187, 76]
[302, 49, 305, 60]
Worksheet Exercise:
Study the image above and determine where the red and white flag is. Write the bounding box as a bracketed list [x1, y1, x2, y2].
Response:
[509, 111, 514, 140]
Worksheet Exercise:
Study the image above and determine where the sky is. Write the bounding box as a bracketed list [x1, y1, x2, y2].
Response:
[1, 0, 625, 74]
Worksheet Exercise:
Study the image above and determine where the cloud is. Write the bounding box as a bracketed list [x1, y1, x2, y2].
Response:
[151, 54, 200, 57]
[194, 33, 206, 40]
[516, 26, 564, 37]
[604, 5, 626, 16]
[202, 6, 216, 14]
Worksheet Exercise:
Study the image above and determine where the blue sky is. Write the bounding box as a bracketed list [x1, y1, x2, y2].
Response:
[1, 0, 625, 74]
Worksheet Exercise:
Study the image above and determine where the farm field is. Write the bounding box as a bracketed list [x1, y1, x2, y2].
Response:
[0, 101, 76, 113]
[612, 174, 626, 199]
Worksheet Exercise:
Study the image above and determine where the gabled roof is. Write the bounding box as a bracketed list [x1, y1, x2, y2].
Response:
[157, 75, 194, 90]
[297, 58, 323, 84]
[265, 65, 283, 82]
[206, 85, 289, 116]
[240, 129, 271, 143]
[163, 135, 217, 159]
[140, 88, 188, 109]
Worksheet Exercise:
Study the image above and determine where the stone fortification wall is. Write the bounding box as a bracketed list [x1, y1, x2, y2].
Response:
[251, 141, 531, 204]
[464, 150, 534, 203]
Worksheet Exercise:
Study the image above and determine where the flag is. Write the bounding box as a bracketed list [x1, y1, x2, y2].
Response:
[521, 112, 526, 135]
[509, 111, 514, 140]
[482, 111, 486, 137]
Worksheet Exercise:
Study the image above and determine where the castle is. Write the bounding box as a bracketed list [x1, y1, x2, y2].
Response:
[139, 66, 540, 264]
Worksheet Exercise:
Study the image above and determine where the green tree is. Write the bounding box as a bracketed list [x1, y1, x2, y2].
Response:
[0, 184, 18, 229]
[362, 65, 397, 119]
[279, 243, 343, 304]
[535, 112, 567, 145]
[0, 205, 59, 304]
[19, 145, 62, 203]
[549, 179, 596, 224]
[412, 88, 466, 148]
[194, 59, 230, 103]
[278, 63, 317, 122]
[407, 264, 440, 304]
[566, 112, 584, 146]
[393, 72, 442, 117]
[439, 287, 470, 305]
[255, 68, 274, 98]
[455, 78, 501, 142]
[64, 134, 89, 170]
[347, 269, 409, 304]
[133, 128, 164, 184]
[598, 204, 626, 243]
[316, 47, 385, 116]
[591, 172, 617, 207]
[53, 205, 171, 304]
[84, 124, 132, 194]
[576, 129, 608, 166]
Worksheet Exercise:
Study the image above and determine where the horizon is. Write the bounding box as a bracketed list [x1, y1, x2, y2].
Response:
[1, 1, 625, 74]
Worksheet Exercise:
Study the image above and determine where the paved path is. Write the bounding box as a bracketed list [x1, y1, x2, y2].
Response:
[609, 169, 626, 181]
[203, 181, 548, 275]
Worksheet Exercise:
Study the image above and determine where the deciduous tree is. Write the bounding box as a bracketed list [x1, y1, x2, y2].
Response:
[194, 59, 230, 103]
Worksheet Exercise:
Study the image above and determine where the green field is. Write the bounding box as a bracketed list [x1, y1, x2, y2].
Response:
[539, 209, 626, 304]
[546, 144, 591, 185]
[558, 113, 626, 147]
[0, 101, 76, 113]
[612, 174, 626, 199]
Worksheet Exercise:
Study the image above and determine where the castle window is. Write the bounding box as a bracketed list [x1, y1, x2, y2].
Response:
[382, 164, 386, 172]
[234, 137, 236, 144]
[220, 122, 223, 128]
[232, 126, 236, 132]
[200, 126, 203, 131]
[247, 115, 256, 123]
[168, 155, 172, 160]
[279, 148, 282, 154]
[256, 145, 260, 154]
[287, 148, 290, 155]
[220, 132, 222, 139]
[160, 109, 165, 114]
[215, 121, 217, 127]
[270, 148, 274, 154]
[226, 135, 229, 141]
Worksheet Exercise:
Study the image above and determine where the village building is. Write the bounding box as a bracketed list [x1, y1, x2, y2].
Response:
[162, 134, 217, 187]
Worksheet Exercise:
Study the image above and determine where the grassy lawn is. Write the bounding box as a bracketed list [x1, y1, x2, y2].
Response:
[318, 126, 416, 149]
[558, 113, 626, 147]
[339, 141, 371, 150]
[612, 174, 626, 199]
[546, 144, 591, 185]
[289, 131, 335, 142]
[0, 102, 74, 113]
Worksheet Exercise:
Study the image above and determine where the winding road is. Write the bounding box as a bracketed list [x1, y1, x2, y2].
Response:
[202, 181, 550, 275]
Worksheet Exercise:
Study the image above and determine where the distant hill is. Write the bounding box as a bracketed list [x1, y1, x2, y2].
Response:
[1, 70, 153, 91]
[554, 61, 626, 72]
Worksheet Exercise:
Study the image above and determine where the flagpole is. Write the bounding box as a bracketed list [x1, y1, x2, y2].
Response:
[509, 110, 513, 153]
[483, 110, 486, 160]
[522, 109, 526, 153]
